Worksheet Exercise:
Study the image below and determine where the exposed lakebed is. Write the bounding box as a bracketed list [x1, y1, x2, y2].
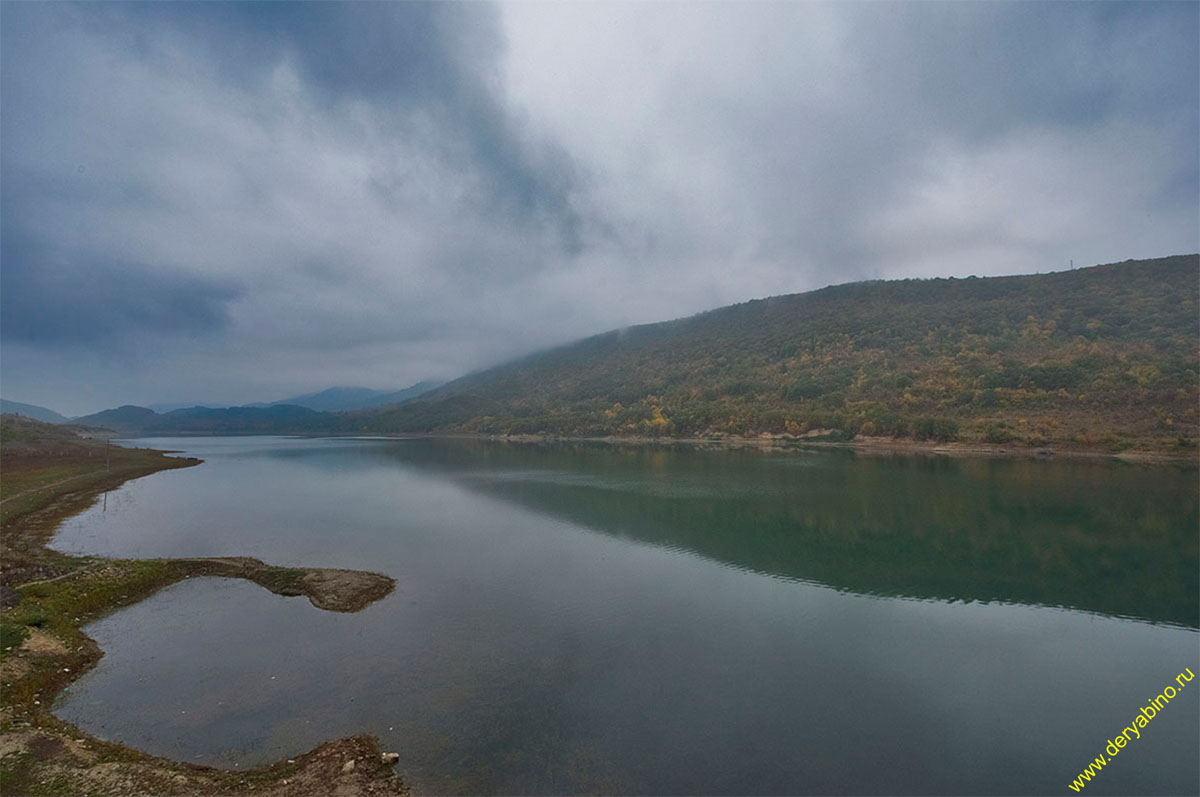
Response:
[50, 437, 1199, 794]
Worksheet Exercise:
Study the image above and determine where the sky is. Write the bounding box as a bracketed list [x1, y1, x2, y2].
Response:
[2, 1, 1197, 416]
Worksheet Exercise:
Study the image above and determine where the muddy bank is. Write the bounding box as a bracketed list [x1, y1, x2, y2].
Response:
[175, 557, 395, 613]
[0, 422, 406, 796]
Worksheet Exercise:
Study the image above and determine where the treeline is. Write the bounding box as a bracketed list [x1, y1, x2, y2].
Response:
[345, 255, 1199, 451]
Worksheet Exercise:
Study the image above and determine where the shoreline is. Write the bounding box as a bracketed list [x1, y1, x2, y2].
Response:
[100, 425, 1197, 465]
[321, 430, 1199, 466]
[3, 422, 1194, 792]
[0, 433, 407, 796]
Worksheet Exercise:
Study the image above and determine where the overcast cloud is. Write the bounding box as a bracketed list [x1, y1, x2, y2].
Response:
[1, 1, 1196, 415]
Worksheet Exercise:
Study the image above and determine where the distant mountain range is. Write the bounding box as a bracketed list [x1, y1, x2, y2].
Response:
[264, 382, 442, 412]
[66, 381, 442, 435]
[0, 399, 69, 424]
[145, 382, 442, 414]
[15, 256, 1198, 452]
[71, 404, 328, 435]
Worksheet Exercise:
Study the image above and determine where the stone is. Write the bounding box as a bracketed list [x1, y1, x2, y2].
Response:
[381, 752, 400, 765]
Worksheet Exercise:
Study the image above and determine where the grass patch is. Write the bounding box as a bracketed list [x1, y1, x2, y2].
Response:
[12, 560, 177, 632]
[9, 608, 49, 629]
[0, 620, 30, 649]
[255, 567, 308, 595]
[0, 750, 36, 796]
[0, 418, 406, 796]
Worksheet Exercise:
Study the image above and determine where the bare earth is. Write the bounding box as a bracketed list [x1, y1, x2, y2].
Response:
[0, 418, 407, 796]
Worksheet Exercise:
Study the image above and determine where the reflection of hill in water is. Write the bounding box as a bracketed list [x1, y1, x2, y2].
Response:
[359, 439, 1199, 629]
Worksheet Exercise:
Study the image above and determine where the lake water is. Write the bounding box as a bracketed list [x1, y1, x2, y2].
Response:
[51, 437, 1198, 795]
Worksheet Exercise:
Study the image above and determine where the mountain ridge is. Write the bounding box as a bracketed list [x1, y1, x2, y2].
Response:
[63, 255, 1200, 453]
[0, 399, 69, 424]
[342, 254, 1199, 451]
[72, 404, 329, 435]
[268, 381, 441, 412]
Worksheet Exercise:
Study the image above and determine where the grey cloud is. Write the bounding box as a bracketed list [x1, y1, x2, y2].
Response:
[0, 230, 241, 345]
[1, 1, 1195, 414]
[75, 1, 583, 248]
[874, 4, 1120, 136]
[512, 1, 1197, 283]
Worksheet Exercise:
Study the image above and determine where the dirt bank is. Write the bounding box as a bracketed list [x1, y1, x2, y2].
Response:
[397, 430, 1198, 465]
[177, 557, 396, 613]
[0, 417, 406, 796]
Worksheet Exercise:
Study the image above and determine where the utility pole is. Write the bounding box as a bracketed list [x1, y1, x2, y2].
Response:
[106, 439, 110, 471]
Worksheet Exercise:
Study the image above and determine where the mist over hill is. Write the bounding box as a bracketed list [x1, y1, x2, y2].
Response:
[344, 255, 1199, 451]
[267, 382, 441, 412]
[67, 256, 1199, 452]
[72, 405, 159, 432]
[0, 399, 68, 424]
[144, 383, 442, 415]
[78, 383, 443, 434]
[72, 404, 329, 436]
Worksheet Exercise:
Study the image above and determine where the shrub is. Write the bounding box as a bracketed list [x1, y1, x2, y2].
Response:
[914, 417, 960, 442]
[984, 424, 1015, 443]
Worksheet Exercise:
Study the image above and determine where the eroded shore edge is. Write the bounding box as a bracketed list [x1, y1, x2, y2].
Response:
[0, 446, 408, 796]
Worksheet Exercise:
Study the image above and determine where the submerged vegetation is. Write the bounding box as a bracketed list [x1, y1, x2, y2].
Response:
[352, 255, 1198, 451]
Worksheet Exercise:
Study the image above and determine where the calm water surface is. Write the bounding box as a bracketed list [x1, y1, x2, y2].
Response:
[51, 437, 1199, 795]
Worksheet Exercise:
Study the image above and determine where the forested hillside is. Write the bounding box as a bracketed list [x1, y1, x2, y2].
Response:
[348, 255, 1199, 450]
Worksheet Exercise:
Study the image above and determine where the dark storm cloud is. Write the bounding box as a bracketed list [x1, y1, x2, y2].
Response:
[0, 139, 238, 346]
[1, 1, 1195, 414]
[93, 1, 491, 101]
[77, 1, 582, 245]
[0, 230, 240, 345]
[1, 0, 602, 412]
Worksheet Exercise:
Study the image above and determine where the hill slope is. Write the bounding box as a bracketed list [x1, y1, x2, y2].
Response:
[270, 382, 441, 412]
[349, 255, 1199, 451]
[0, 400, 68, 424]
[72, 405, 158, 432]
[73, 404, 330, 435]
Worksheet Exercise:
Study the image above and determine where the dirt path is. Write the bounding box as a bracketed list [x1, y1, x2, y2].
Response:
[0, 472, 99, 508]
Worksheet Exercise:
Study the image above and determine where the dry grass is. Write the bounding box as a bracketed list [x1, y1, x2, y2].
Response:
[0, 416, 405, 796]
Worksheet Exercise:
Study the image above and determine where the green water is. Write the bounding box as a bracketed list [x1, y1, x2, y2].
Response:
[52, 437, 1199, 794]
[402, 441, 1199, 627]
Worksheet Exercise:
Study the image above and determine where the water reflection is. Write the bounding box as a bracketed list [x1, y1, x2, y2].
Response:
[356, 439, 1200, 628]
[50, 437, 1199, 795]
